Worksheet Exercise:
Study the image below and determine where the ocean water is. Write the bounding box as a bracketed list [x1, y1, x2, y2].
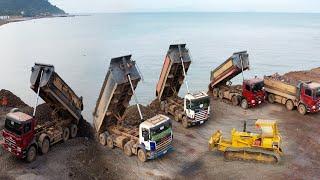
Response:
[0, 13, 319, 121]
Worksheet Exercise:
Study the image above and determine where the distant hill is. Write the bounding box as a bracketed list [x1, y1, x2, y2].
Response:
[0, 0, 65, 17]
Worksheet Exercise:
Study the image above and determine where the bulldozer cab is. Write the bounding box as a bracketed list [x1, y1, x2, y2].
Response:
[255, 119, 278, 137]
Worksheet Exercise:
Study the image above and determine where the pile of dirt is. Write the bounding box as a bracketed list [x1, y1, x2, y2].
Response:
[267, 73, 300, 85]
[123, 102, 160, 126]
[78, 119, 95, 139]
[284, 67, 320, 83]
[0, 89, 28, 107]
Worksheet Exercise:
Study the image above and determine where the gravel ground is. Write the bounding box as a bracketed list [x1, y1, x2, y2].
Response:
[1, 97, 320, 179]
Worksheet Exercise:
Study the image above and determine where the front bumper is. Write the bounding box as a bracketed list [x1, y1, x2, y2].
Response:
[149, 145, 173, 160]
[2, 144, 26, 158]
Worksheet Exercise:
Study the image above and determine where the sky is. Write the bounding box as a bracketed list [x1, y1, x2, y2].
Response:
[50, 0, 320, 13]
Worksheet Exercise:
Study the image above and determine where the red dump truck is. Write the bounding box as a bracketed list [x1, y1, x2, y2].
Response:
[264, 74, 320, 115]
[93, 55, 173, 162]
[156, 44, 210, 128]
[208, 51, 265, 109]
[2, 63, 83, 162]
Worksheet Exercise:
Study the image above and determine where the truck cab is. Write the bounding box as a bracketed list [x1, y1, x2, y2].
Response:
[184, 91, 210, 125]
[299, 82, 320, 113]
[139, 114, 173, 160]
[242, 77, 266, 108]
[2, 111, 36, 159]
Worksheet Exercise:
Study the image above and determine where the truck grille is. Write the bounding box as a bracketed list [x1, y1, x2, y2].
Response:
[5, 137, 17, 148]
[195, 110, 208, 121]
[156, 134, 172, 153]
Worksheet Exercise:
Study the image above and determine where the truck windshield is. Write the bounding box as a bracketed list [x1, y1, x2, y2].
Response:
[150, 120, 172, 139]
[252, 82, 264, 92]
[4, 118, 22, 136]
[190, 97, 210, 110]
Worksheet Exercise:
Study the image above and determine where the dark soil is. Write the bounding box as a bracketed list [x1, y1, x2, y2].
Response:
[0, 89, 28, 107]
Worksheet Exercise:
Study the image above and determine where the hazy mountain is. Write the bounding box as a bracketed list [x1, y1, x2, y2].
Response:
[0, 0, 65, 17]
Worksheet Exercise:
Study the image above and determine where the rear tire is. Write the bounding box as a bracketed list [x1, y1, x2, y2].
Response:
[285, 100, 294, 111]
[138, 148, 147, 162]
[70, 124, 78, 138]
[232, 96, 239, 106]
[268, 94, 275, 103]
[298, 104, 307, 115]
[241, 99, 248, 109]
[182, 116, 189, 128]
[26, 146, 37, 163]
[40, 138, 50, 154]
[107, 136, 114, 149]
[124, 142, 133, 157]
[63, 127, 70, 142]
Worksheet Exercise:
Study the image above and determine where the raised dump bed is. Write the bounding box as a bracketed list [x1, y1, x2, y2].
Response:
[30, 63, 84, 122]
[156, 44, 191, 101]
[93, 55, 141, 133]
[210, 51, 249, 89]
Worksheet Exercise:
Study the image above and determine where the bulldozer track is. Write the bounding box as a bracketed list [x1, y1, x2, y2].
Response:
[224, 147, 281, 163]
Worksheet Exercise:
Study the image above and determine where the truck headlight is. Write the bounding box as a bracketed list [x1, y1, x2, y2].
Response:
[312, 106, 316, 109]
[17, 147, 21, 152]
[251, 100, 255, 103]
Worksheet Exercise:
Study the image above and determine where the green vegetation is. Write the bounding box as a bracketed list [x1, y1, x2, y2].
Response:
[0, 0, 65, 17]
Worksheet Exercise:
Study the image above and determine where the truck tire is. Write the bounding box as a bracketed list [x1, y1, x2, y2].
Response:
[268, 94, 275, 104]
[138, 148, 147, 162]
[124, 142, 133, 157]
[218, 90, 224, 99]
[241, 99, 248, 109]
[107, 136, 114, 149]
[63, 127, 70, 142]
[182, 116, 189, 128]
[212, 88, 219, 98]
[232, 96, 239, 106]
[70, 124, 78, 138]
[26, 145, 37, 163]
[285, 100, 294, 111]
[99, 133, 107, 146]
[298, 104, 307, 115]
[40, 138, 50, 154]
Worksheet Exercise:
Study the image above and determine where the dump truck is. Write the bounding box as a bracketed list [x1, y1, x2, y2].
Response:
[208, 119, 283, 163]
[208, 51, 265, 109]
[2, 63, 84, 162]
[93, 55, 173, 162]
[264, 74, 320, 115]
[156, 44, 210, 128]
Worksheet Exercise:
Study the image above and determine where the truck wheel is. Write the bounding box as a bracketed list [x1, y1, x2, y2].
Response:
[241, 99, 248, 109]
[124, 142, 133, 157]
[298, 104, 307, 115]
[218, 90, 224, 99]
[285, 100, 294, 111]
[63, 127, 70, 142]
[26, 146, 37, 163]
[182, 116, 189, 128]
[212, 88, 219, 97]
[107, 136, 114, 149]
[41, 138, 50, 154]
[70, 124, 78, 138]
[268, 94, 275, 103]
[138, 148, 147, 162]
[232, 96, 239, 106]
[99, 133, 107, 146]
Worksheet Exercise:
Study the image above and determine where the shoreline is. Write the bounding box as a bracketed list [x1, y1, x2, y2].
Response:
[0, 14, 75, 27]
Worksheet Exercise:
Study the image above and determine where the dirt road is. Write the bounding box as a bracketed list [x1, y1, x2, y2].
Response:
[1, 97, 319, 179]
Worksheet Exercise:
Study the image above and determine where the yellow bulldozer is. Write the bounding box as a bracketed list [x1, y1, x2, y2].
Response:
[208, 119, 283, 163]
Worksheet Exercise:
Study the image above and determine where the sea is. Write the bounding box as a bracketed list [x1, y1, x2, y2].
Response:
[0, 12, 319, 121]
